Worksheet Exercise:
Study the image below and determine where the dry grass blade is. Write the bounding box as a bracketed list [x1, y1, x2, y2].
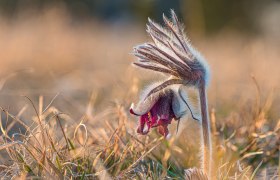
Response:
[56, 114, 70, 150]
[0, 141, 21, 150]
[185, 168, 208, 180]
[240, 151, 263, 161]
[42, 93, 60, 114]
[0, 107, 29, 130]
[250, 160, 263, 180]
[24, 96, 47, 148]
[74, 120, 88, 147]
[125, 138, 162, 173]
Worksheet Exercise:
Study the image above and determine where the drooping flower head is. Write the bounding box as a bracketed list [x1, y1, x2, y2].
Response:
[130, 85, 197, 137]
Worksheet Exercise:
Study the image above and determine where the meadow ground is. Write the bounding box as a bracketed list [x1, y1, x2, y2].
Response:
[0, 9, 279, 179]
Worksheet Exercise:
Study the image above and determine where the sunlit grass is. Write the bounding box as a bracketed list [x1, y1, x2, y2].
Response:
[0, 84, 278, 179]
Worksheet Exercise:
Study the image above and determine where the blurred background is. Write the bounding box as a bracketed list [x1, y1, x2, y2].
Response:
[0, 0, 279, 176]
[0, 0, 279, 114]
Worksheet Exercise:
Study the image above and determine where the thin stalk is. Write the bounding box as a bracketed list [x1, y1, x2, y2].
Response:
[198, 83, 212, 178]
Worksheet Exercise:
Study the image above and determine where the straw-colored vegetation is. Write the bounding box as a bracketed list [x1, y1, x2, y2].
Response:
[0, 9, 279, 179]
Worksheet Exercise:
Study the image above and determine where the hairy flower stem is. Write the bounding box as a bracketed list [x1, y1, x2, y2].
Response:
[198, 83, 212, 178]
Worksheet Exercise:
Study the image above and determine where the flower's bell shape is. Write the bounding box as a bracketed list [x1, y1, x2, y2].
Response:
[130, 85, 191, 137]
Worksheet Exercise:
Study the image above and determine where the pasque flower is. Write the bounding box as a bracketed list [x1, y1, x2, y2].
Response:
[130, 85, 198, 137]
[130, 10, 212, 178]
